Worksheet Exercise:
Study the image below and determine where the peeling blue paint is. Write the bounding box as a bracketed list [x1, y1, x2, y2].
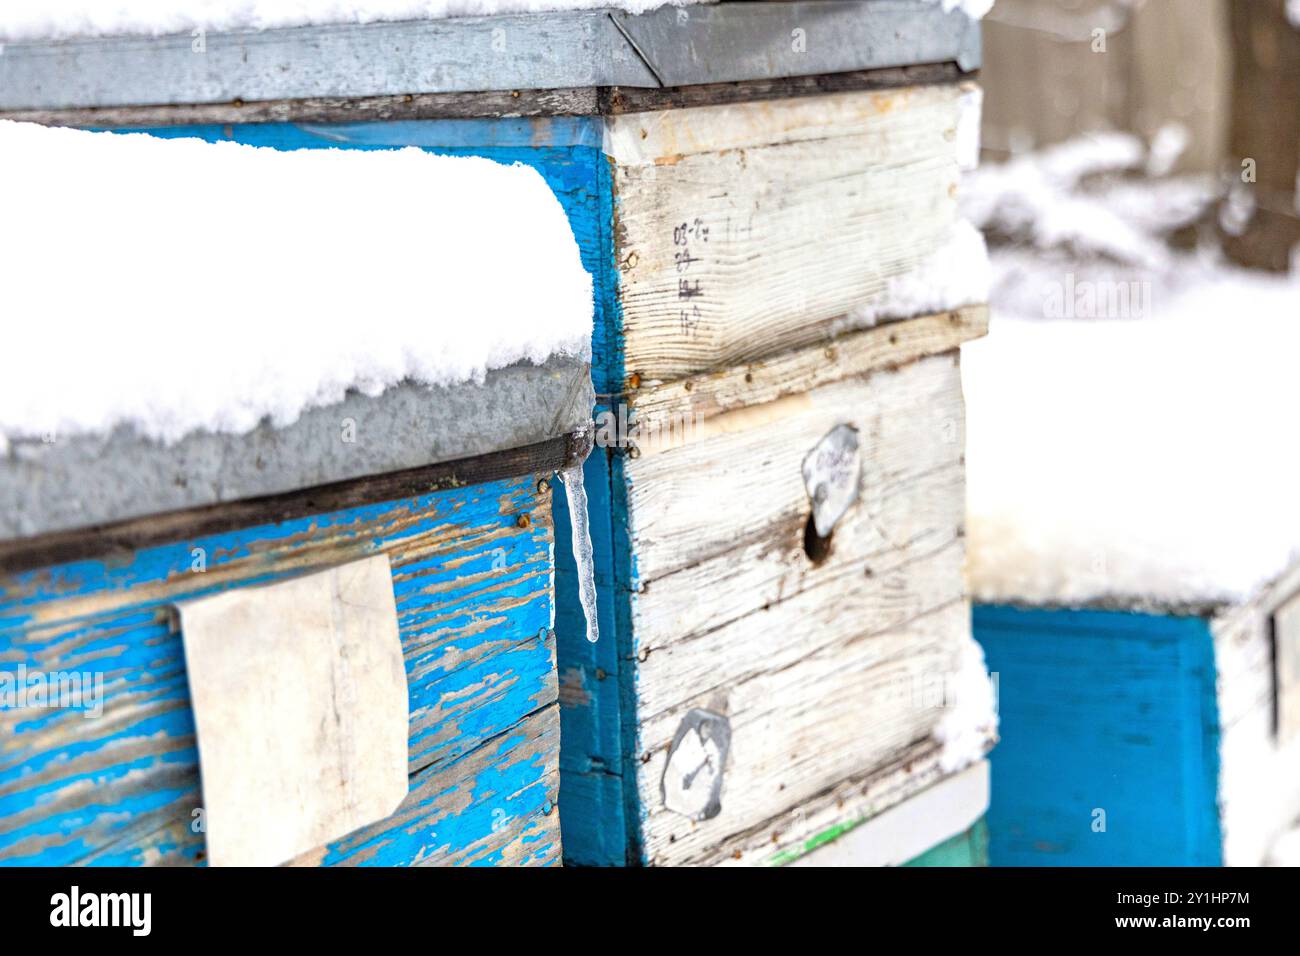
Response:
[1, 475, 558, 866]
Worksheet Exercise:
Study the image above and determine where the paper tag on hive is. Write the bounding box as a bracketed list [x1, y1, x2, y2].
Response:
[802, 424, 861, 538]
[178, 554, 409, 867]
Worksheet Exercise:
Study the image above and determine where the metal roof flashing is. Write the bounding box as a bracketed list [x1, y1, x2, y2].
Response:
[0, 2, 981, 114]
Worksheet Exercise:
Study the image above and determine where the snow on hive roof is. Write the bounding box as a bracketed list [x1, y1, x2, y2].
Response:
[0, 0, 712, 42]
[0, 120, 593, 452]
[963, 269, 1300, 609]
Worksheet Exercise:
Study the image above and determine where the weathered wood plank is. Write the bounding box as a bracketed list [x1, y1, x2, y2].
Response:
[619, 353, 980, 866]
[292, 702, 561, 867]
[638, 602, 973, 866]
[627, 307, 986, 453]
[79, 702, 562, 867]
[785, 759, 989, 867]
[626, 351, 966, 585]
[0, 476, 558, 865]
[602, 63, 970, 115]
[552, 451, 632, 866]
[608, 84, 972, 383]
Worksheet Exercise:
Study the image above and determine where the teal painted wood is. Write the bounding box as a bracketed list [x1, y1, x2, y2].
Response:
[0, 475, 560, 866]
[973, 605, 1224, 867]
[553, 453, 626, 865]
[102, 119, 634, 864]
[903, 819, 989, 867]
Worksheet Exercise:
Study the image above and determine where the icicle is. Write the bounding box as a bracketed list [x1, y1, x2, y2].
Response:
[560, 463, 599, 644]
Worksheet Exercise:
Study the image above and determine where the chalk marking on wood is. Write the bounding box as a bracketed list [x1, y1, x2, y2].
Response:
[609, 85, 977, 381]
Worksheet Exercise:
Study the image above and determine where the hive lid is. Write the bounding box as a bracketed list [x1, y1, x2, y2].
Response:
[0, 119, 595, 563]
[0, 1, 981, 114]
[0, 357, 593, 563]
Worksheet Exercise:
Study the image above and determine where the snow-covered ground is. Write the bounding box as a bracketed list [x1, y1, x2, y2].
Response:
[963, 132, 1300, 608]
[0, 0, 712, 42]
[0, 121, 593, 452]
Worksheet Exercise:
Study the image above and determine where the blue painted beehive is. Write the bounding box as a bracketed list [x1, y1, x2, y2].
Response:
[0, 397, 591, 865]
[0, 120, 595, 866]
[1, 0, 998, 867]
[964, 314, 1300, 867]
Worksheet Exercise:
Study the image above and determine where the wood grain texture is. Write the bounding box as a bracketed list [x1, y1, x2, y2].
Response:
[628, 306, 987, 455]
[79, 702, 562, 867]
[622, 352, 979, 866]
[0, 476, 559, 866]
[608, 84, 972, 383]
[784, 759, 989, 867]
[89, 119, 616, 868]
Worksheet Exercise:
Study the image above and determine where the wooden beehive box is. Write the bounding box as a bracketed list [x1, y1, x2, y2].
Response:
[559, 86, 993, 867]
[0, 358, 590, 867]
[0, 0, 994, 867]
[975, 567, 1300, 867]
[964, 310, 1300, 867]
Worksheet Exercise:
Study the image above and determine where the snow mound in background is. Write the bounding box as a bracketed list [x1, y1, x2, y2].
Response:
[0, 121, 593, 451]
[925, 0, 996, 20]
[0, 0, 711, 42]
[964, 274, 1300, 607]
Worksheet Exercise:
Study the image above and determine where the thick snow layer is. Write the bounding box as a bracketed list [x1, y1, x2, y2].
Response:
[0, 0, 711, 42]
[964, 270, 1300, 607]
[0, 121, 593, 451]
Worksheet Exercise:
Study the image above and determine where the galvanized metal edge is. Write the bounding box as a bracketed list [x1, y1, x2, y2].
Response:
[0, 355, 594, 542]
[0, 2, 981, 112]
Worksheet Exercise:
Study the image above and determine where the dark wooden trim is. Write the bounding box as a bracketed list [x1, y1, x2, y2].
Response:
[600, 63, 969, 115]
[0, 433, 582, 576]
[0, 88, 601, 128]
[2, 63, 972, 128]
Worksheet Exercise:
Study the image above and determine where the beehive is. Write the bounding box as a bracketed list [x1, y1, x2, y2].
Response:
[976, 570, 1300, 867]
[0, 367, 591, 865]
[0, 0, 995, 867]
[555, 84, 994, 866]
[964, 311, 1300, 867]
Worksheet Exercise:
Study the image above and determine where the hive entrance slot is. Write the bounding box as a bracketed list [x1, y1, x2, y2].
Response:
[803, 512, 833, 565]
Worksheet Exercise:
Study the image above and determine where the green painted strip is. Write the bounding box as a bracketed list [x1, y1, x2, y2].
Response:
[767, 814, 990, 867]
[767, 818, 865, 867]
